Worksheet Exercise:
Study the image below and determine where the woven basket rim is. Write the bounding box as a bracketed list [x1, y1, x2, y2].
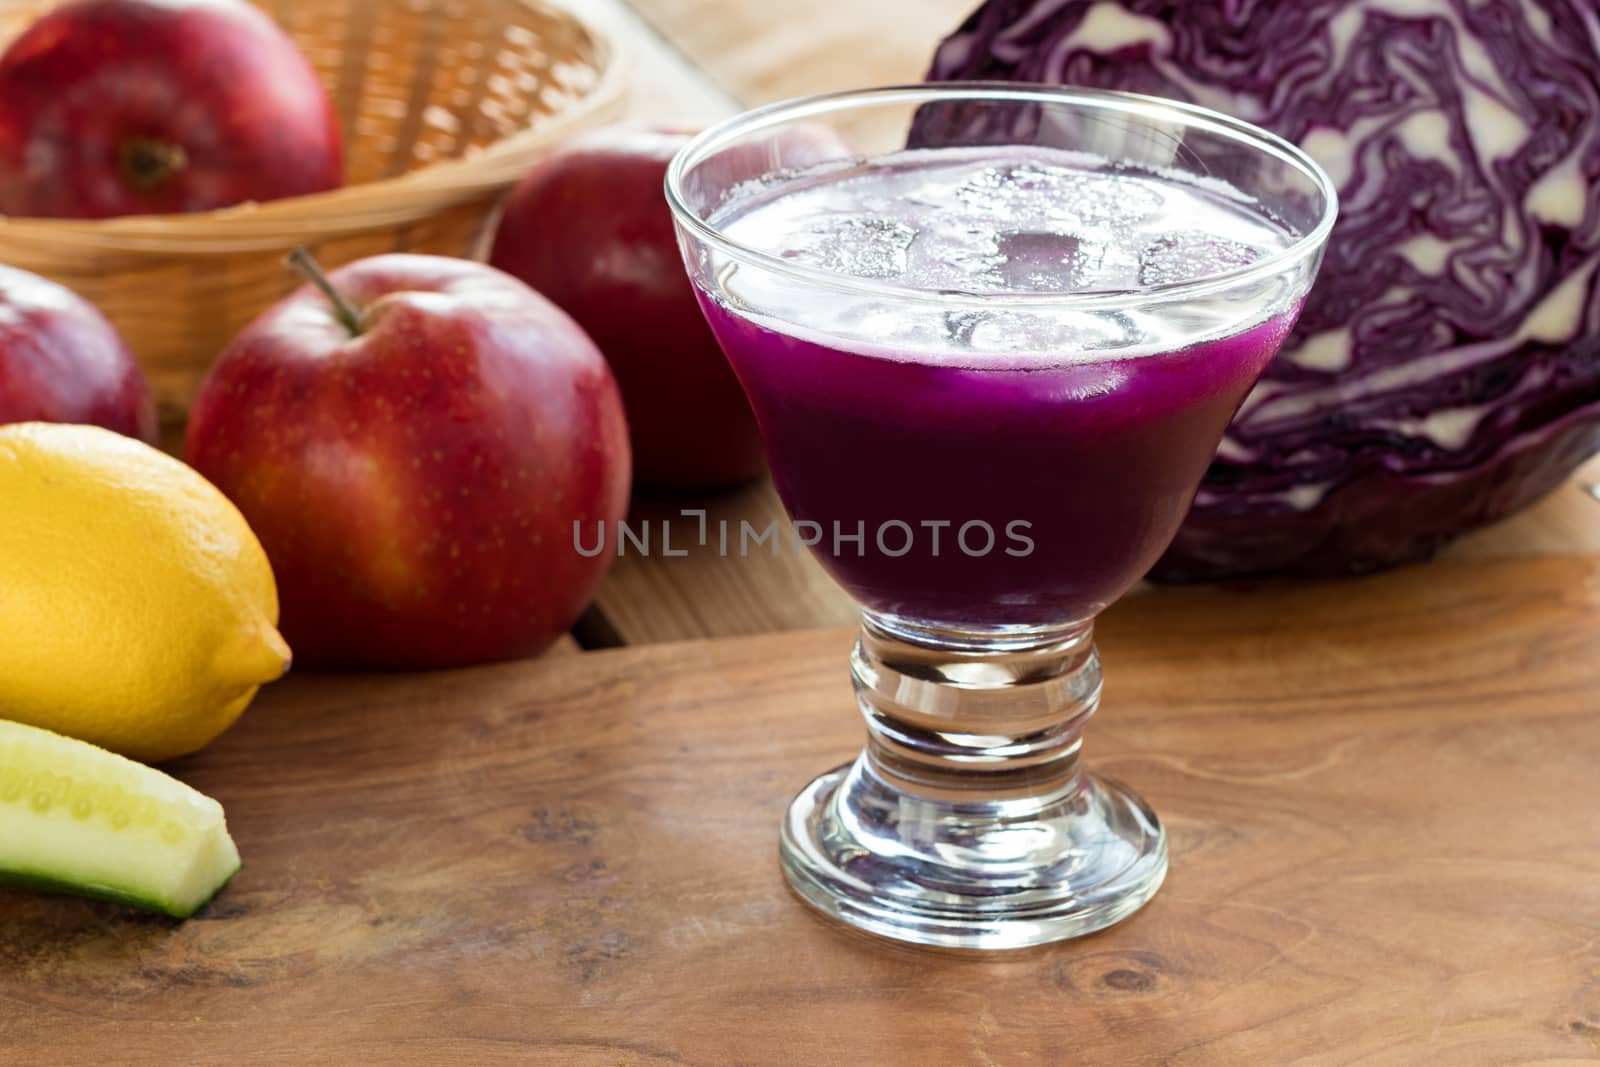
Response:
[0, 0, 625, 246]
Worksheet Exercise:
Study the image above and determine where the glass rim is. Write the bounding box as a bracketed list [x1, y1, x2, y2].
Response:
[664, 82, 1340, 312]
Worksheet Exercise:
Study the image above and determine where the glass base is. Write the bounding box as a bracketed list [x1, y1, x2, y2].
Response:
[780, 758, 1166, 950]
[779, 612, 1168, 950]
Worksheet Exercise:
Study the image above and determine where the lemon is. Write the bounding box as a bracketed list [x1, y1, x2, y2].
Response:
[0, 423, 289, 762]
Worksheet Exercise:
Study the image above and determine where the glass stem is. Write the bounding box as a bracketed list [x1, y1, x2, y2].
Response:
[851, 611, 1100, 804]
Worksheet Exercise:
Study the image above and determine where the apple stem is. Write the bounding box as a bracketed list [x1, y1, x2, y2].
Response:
[120, 139, 189, 190]
[287, 247, 363, 335]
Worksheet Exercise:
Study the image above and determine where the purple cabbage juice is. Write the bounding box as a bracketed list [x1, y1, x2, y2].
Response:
[699, 148, 1299, 627]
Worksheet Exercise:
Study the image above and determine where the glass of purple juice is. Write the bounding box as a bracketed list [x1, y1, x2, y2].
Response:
[666, 85, 1337, 949]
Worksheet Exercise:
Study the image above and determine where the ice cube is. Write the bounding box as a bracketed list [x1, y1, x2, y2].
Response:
[955, 162, 1079, 220]
[1066, 173, 1165, 227]
[991, 229, 1106, 292]
[1137, 231, 1266, 287]
[780, 214, 917, 279]
[903, 226, 1004, 292]
[956, 163, 1165, 230]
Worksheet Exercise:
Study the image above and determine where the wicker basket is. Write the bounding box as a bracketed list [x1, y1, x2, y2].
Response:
[0, 0, 625, 419]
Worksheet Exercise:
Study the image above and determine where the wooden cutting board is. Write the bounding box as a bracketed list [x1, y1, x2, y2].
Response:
[3, 555, 1599, 1065]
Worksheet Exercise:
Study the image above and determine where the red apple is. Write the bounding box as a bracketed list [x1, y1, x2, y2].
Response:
[185, 253, 630, 669]
[0, 0, 342, 219]
[488, 124, 779, 489]
[0, 263, 156, 442]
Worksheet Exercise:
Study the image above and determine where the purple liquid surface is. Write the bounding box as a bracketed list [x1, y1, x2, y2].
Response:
[696, 148, 1301, 627]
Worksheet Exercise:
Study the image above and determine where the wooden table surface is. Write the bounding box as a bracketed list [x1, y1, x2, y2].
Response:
[4, 555, 1599, 1065]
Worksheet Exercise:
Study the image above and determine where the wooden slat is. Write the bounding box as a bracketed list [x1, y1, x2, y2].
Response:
[590, 481, 857, 646]
[621, 0, 974, 106]
[583, 0, 741, 121]
[3, 554, 1598, 1063]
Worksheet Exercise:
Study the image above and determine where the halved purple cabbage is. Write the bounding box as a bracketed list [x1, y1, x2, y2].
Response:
[926, 0, 1600, 579]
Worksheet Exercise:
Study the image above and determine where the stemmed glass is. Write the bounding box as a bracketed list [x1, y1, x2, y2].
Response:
[666, 85, 1337, 949]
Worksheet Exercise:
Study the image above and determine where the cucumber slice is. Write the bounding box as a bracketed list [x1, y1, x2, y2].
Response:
[0, 719, 240, 918]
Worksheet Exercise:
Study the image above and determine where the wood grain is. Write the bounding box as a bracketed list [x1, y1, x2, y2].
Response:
[3, 554, 1598, 1065]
